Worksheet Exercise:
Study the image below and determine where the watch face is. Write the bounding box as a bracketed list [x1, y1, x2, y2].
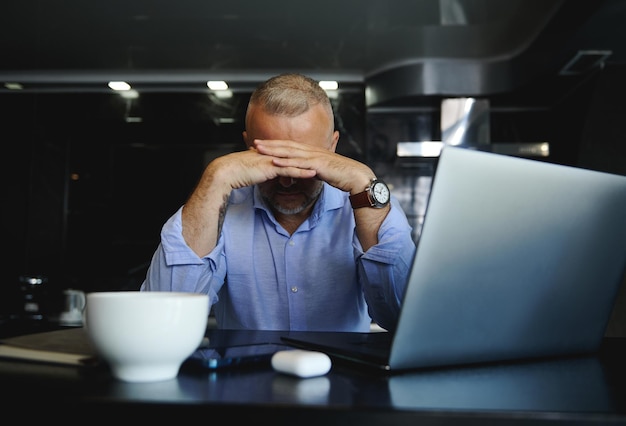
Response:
[372, 181, 390, 205]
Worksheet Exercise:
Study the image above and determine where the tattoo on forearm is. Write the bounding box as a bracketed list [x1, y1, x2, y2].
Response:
[217, 193, 229, 235]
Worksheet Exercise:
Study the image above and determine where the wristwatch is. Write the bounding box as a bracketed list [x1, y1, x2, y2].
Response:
[349, 178, 390, 209]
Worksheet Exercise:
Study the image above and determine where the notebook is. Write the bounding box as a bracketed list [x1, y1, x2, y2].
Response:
[282, 145, 626, 372]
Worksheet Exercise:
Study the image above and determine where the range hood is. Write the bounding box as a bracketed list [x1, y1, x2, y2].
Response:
[397, 98, 550, 159]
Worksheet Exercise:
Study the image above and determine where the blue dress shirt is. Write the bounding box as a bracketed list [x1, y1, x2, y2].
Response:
[141, 183, 416, 332]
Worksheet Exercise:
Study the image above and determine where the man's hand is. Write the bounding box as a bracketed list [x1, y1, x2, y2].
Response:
[253, 139, 374, 195]
[212, 145, 319, 192]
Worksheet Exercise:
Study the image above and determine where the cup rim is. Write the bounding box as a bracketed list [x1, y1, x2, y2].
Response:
[86, 291, 208, 299]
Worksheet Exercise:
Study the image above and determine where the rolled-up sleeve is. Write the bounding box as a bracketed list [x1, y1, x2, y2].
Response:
[354, 198, 416, 331]
[140, 207, 226, 304]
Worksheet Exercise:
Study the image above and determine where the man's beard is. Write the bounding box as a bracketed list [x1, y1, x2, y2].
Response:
[264, 182, 323, 215]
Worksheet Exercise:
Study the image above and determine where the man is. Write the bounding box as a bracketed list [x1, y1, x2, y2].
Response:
[141, 73, 416, 332]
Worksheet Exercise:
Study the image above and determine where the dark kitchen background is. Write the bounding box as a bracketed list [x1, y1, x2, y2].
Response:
[1, 1, 625, 332]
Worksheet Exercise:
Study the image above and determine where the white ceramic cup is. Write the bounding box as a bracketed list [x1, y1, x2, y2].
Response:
[83, 291, 209, 382]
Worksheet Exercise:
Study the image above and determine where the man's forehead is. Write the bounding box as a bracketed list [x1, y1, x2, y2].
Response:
[248, 106, 333, 136]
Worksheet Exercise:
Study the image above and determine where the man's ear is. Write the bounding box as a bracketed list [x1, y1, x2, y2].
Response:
[242, 130, 252, 148]
[330, 130, 340, 152]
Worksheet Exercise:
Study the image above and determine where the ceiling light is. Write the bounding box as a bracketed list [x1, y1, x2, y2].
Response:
[207, 81, 228, 90]
[4, 82, 23, 90]
[108, 81, 131, 91]
[319, 81, 338, 90]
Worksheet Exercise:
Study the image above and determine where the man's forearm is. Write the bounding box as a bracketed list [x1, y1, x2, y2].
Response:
[181, 164, 232, 257]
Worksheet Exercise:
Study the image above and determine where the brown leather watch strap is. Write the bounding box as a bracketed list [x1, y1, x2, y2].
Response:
[349, 190, 372, 209]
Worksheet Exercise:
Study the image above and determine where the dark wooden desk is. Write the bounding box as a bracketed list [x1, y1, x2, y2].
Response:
[1, 327, 625, 425]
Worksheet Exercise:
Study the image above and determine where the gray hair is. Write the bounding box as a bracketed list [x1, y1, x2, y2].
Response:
[247, 73, 334, 122]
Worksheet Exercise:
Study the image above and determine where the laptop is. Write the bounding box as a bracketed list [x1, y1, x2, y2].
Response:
[282, 145, 626, 372]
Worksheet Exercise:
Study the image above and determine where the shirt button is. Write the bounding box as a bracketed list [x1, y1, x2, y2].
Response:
[291, 286, 298, 293]
[288, 240, 295, 246]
